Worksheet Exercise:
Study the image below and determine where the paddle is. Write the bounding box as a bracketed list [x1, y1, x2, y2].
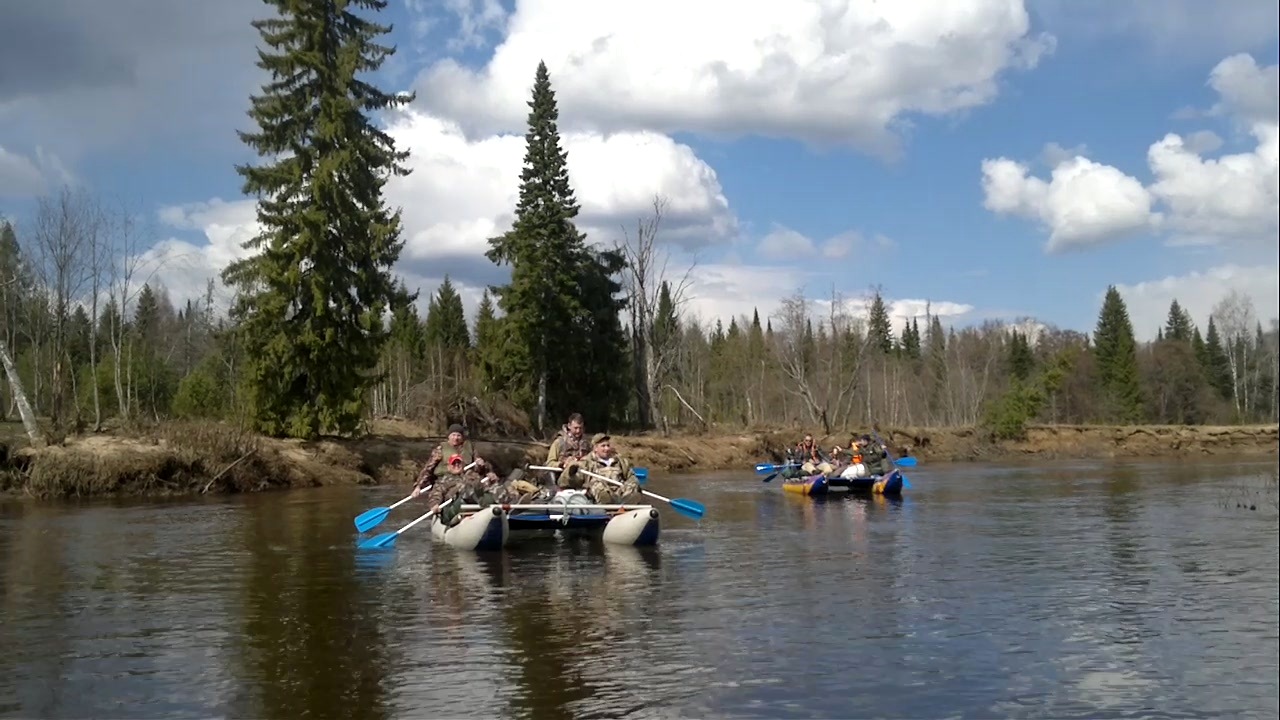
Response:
[352, 461, 477, 533]
[755, 461, 801, 483]
[357, 499, 447, 549]
[529, 465, 706, 520]
[755, 462, 800, 474]
[634, 467, 649, 484]
[870, 429, 914, 489]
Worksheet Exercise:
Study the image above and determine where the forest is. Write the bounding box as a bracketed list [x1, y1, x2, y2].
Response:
[1, 0, 1276, 447]
[2, 200, 1276, 445]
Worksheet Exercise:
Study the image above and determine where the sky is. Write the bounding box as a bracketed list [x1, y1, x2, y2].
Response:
[1, 0, 1277, 341]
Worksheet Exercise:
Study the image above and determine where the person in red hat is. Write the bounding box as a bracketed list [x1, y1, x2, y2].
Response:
[411, 423, 490, 498]
[422, 452, 542, 526]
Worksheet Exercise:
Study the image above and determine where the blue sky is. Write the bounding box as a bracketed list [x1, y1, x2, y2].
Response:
[1, 0, 1277, 341]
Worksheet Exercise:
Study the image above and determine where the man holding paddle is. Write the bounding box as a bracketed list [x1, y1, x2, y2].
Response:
[561, 433, 643, 506]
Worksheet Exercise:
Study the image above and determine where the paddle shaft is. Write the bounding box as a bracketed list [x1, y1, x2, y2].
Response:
[390, 493, 457, 537]
[530, 465, 704, 518]
[531, 464, 645, 493]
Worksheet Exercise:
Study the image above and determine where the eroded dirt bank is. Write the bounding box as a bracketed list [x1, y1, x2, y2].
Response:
[2, 420, 1276, 499]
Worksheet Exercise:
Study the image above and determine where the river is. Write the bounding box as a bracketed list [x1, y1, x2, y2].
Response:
[2, 458, 1277, 719]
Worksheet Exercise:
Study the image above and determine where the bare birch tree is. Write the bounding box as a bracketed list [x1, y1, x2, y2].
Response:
[618, 195, 696, 430]
[33, 186, 93, 431]
[105, 201, 151, 422]
[1212, 290, 1256, 418]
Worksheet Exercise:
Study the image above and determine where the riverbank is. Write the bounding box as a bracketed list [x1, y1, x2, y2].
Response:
[1, 419, 1276, 499]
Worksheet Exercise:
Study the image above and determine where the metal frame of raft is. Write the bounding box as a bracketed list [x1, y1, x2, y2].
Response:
[781, 469, 906, 497]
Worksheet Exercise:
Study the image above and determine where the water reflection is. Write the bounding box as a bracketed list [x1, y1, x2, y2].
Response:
[231, 494, 392, 720]
[0, 459, 1276, 720]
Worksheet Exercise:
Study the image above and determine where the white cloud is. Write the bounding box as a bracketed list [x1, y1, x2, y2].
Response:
[414, 0, 1054, 154]
[140, 108, 736, 314]
[1207, 53, 1280, 125]
[755, 224, 891, 261]
[681, 265, 975, 336]
[0, 145, 74, 197]
[980, 155, 1157, 251]
[1113, 263, 1280, 341]
[1147, 123, 1279, 246]
[981, 53, 1279, 252]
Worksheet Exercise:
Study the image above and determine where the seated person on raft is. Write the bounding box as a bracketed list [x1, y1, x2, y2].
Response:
[791, 434, 833, 474]
[546, 412, 592, 467]
[409, 422, 490, 496]
[417, 453, 542, 526]
[557, 433, 643, 507]
[831, 434, 890, 479]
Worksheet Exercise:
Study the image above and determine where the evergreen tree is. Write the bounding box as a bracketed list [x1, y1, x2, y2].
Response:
[900, 318, 922, 360]
[1093, 286, 1143, 421]
[472, 290, 506, 392]
[1201, 317, 1233, 400]
[388, 282, 425, 360]
[1007, 329, 1034, 381]
[486, 61, 626, 430]
[1164, 299, 1195, 342]
[867, 292, 893, 354]
[222, 0, 413, 438]
[423, 276, 471, 350]
[653, 281, 680, 359]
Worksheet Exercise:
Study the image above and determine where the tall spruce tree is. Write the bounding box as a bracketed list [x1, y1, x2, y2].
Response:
[472, 290, 506, 392]
[867, 292, 893, 354]
[486, 61, 626, 430]
[424, 276, 471, 350]
[224, 0, 413, 438]
[1093, 286, 1144, 421]
[1201, 317, 1234, 400]
[1164, 299, 1195, 342]
[1007, 329, 1034, 381]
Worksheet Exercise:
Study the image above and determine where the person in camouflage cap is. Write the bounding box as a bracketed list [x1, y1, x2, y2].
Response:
[571, 433, 643, 506]
[428, 453, 545, 526]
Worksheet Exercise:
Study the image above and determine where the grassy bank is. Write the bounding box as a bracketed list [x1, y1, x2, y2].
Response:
[1, 419, 1276, 500]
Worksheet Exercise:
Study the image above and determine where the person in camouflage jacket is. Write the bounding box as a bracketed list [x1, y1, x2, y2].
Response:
[561, 433, 643, 506]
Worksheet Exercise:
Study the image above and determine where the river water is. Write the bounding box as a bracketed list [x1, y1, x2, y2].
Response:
[2, 458, 1277, 719]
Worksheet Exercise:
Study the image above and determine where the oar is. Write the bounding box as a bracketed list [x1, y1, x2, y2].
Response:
[755, 461, 800, 483]
[870, 429, 914, 489]
[755, 462, 799, 474]
[529, 465, 706, 520]
[537, 464, 649, 483]
[358, 499, 447, 549]
[352, 461, 476, 533]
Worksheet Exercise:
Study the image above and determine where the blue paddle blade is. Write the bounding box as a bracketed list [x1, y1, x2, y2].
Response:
[893, 457, 918, 468]
[353, 507, 390, 533]
[671, 498, 705, 520]
[357, 532, 397, 550]
[755, 463, 780, 473]
[761, 472, 779, 483]
[634, 467, 649, 484]
[901, 474, 913, 489]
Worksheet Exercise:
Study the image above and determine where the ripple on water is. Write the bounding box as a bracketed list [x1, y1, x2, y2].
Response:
[1, 461, 1277, 719]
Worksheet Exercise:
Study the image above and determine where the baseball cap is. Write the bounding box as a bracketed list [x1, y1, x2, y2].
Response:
[591, 432, 611, 445]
